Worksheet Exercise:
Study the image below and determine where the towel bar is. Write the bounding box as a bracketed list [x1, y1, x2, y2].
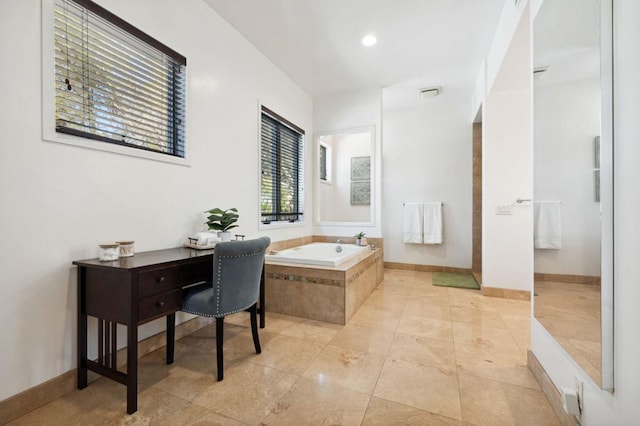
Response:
[403, 202, 444, 206]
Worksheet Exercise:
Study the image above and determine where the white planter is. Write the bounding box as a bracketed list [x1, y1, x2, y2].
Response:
[217, 231, 232, 242]
[355, 237, 368, 246]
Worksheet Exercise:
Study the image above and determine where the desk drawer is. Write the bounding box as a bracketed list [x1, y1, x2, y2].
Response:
[138, 267, 178, 297]
[138, 290, 181, 323]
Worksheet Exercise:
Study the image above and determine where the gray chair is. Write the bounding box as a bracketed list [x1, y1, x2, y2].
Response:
[181, 236, 271, 381]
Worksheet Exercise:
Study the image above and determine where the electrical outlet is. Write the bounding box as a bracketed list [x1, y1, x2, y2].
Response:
[495, 204, 513, 215]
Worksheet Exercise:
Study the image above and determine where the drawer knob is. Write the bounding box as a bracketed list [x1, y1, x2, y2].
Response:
[157, 276, 166, 283]
[156, 301, 165, 308]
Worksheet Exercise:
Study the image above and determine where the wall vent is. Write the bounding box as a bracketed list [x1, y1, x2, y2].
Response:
[418, 86, 442, 98]
[533, 66, 550, 79]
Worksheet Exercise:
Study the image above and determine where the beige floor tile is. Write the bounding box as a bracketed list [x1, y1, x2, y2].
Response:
[452, 322, 538, 389]
[192, 362, 298, 425]
[375, 279, 415, 295]
[448, 288, 496, 312]
[279, 318, 342, 344]
[249, 334, 325, 375]
[458, 373, 560, 426]
[396, 315, 453, 342]
[374, 359, 462, 420]
[488, 297, 531, 317]
[328, 323, 395, 356]
[404, 297, 452, 320]
[388, 332, 457, 373]
[362, 397, 468, 425]
[350, 305, 402, 331]
[450, 306, 507, 329]
[302, 344, 385, 394]
[364, 291, 410, 313]
[262, 312, 305, 333]
[260, 377, 370, 425]
[7, 378, 125, 426]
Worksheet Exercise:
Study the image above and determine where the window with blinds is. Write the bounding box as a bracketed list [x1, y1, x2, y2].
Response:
[53, 0, 186, 157]
[260, 106, 304, 224]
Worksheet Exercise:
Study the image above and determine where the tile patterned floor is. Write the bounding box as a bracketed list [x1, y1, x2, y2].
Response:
[10, 269, 560, 425]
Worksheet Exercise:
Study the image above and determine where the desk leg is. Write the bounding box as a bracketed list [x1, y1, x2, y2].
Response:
[166, 313, 175, 364]
[126, 323, 138, 414]
[77, 267, 88, 389]
[260, 264, 266, 328]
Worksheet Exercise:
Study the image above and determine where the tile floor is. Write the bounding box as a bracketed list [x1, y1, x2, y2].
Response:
[10, 269, 560, 425]
[534, 280, 601, 384]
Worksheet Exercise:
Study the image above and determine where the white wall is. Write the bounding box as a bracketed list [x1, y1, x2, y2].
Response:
[531, 0, 640, 423]
[534, 77, 601, 277]
[381, 94, 472, 268]
[481, 5, 533, 292]
[0, 0, 312, 401]
[313, 88, 382, 237]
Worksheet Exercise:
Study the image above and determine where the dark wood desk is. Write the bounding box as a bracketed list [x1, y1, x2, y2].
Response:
[73, 247, 265, 414]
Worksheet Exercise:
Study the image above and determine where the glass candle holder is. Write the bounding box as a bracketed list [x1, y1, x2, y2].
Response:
[99, 243, 120, 261]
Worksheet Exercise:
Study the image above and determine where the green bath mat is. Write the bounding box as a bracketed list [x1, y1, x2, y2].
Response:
[432, 272, 480, 290]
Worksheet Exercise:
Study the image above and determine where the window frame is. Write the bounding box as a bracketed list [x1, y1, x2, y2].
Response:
[258, 105, 305, 228]
[41, 0, 189, 166]
[319, 141, 332, 184]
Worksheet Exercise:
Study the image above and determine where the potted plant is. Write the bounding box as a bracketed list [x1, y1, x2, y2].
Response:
[354, 231, 367, 246]
[205, 208, 239, 242]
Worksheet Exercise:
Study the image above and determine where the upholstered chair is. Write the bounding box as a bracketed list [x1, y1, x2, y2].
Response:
[181, 236, 270, 381]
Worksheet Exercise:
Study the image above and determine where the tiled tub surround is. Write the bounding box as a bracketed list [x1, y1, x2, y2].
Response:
[266, 240, 384, 325]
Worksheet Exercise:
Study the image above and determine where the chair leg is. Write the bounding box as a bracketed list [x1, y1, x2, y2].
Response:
[216, 317, 224, 381]
[250, 303, 261, 354]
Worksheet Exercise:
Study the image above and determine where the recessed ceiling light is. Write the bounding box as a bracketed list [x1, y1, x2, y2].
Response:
[362, 34, 377, 47]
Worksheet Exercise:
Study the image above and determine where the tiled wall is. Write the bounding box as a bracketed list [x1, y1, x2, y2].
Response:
[472, 122, 482, 275]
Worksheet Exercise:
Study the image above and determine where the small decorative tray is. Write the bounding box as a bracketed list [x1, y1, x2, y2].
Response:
[184, 242, 216, 250]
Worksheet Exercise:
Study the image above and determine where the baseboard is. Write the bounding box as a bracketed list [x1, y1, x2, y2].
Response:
[0, 316, 213, 425]
[384, 262, 471, 275]
[481, 286, 531, 301]
[534, 272, 600, 286]
[527, 350, 581, 426]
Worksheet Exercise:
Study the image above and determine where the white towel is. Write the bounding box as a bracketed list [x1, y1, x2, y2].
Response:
[403, 203, 423, 244]
[534, 201, 562, 249]
[423, 202, 443, 244]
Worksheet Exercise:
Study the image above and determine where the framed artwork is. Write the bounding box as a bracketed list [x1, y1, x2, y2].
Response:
[351, 181, 370, 205]
[351, 156, 370, 181]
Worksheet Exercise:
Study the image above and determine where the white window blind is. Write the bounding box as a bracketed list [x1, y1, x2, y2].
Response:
[260, 106, 304, 223]
[53, 0, 186, 157]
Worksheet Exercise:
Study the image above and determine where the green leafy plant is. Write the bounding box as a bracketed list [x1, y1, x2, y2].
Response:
[205, 208, 239, 232]
[354, 231, 366, 239]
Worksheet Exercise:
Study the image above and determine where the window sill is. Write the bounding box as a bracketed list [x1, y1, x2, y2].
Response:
[259, 220, 305, 231]
[42, 129, 191, 167]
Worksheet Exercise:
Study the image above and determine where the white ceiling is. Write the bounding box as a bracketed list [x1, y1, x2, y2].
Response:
[203, 0, 506, 107]
[533, 0, 600, 87]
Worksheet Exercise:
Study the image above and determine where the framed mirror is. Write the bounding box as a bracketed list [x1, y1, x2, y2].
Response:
[315, 126, 375, 226]
[532, 0, 613, 389]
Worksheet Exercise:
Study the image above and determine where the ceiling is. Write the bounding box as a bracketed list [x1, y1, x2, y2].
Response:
[203, 0, 506, 107]
[533, 0, 600, 87]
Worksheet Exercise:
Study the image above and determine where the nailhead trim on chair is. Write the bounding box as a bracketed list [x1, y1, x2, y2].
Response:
[182, 251, 265, 318]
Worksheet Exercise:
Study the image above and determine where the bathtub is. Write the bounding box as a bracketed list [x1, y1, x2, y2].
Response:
[265, 242, 369, 267]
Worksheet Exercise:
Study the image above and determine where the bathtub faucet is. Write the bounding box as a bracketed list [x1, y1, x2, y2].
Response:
[336, 239, 344, 244]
